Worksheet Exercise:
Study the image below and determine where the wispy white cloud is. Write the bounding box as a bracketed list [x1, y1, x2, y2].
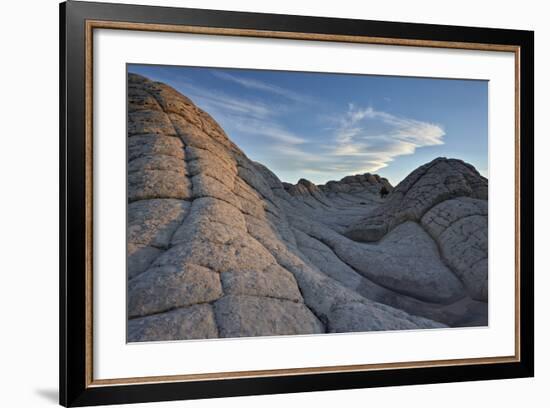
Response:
[323, 104, 445, 171]
[170, 79, 306, 146]
[342, 105, 446, 146]
[174, 81, 275, 120]
[211, 71, 314, 104]
[224, 116, 306, 145]
[261, 104, 446, 183]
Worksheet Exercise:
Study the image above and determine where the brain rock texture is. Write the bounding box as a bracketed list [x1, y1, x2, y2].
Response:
[127, 73, 489, 342]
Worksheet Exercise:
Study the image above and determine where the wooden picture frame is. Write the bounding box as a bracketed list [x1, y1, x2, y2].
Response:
[60, 1, 534, 406]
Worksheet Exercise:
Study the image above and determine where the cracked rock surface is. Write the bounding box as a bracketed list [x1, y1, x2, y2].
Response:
[127, 73, 488, 342]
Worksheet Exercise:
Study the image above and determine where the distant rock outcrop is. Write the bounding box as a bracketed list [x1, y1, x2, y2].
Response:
[127, 73, 488, 342]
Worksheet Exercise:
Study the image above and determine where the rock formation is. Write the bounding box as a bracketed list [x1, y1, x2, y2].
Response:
[127, 73, 488, 342]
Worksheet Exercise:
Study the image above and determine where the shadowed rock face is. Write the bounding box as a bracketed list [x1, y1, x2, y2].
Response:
[126, 73, 488, 342]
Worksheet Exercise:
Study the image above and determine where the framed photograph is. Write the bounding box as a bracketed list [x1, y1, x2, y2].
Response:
[60, 1, 534, 406]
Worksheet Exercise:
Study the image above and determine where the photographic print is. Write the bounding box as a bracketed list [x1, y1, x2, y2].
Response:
[60, 4, 533, 404]
[126, 65, 489, 342]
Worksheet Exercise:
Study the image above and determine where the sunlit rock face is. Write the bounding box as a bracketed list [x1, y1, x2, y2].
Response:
[127, 73, 488, 342]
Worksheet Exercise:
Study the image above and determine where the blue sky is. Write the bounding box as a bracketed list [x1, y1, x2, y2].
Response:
[129, 64, 488, 186]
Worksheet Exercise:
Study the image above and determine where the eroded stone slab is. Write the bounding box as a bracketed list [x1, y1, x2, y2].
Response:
[128, 304, 218, 342]
[128, 170, 192, 202]
[422, 198, 488, 301]
[214, 295, 324, 338]
[128, 135, 184, 162]
[128, 199, 190, 248]
[127, 243, 162, 280]
[128, 110, 177, 137]
[220, 264, 302, 302]
[128, 264, 223, 317]
[328, 301, 446, 333]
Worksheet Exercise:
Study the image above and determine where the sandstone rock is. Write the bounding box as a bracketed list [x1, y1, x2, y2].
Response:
[171, 197, 247, 246]
[214, 295, 324, 338]
[128, 304, 218, 342]
[290, 216, 465, 304]
[128, 169, 192, 202]
[128, 199, 190, 248]
[128, 154, 186, 174]
[127, 243, 162, 280]
[128, 86, 162, 112]
[191, 174, 240, 208]
[339, 221, 465, 303]
[128, 264, 222, 317]
[421, 197, 488, 238]
[345, 157, 487, 242]
[237, 163, 278, 205]
[186, 147, 237, 188]
[294, 227, 486, 326]
[422, 198, 488, 301]
[126, 73, 488, 342]
[128, 110, 177, 137]
[154, 233, 277, 275]
[328, 301, 446, 333]
[128, 134, 185, 162]
[220, 264, 302, 302]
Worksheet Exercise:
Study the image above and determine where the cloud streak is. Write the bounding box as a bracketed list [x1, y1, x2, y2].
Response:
[259, 104, 445, 183]
[173, 81, 276, 120]
[211, 71, 314, 104]
[222, 115, 307, 145]
[323, 104, 446, 171]
[169, 79, 307, 147]
[335, 104, 445, 148]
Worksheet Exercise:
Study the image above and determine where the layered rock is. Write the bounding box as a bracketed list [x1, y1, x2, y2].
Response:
[345, 158, 487, 242]
[127, 73, 488, 342]
[345, 158, 489, 302]
[421, 197, 488, 301]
